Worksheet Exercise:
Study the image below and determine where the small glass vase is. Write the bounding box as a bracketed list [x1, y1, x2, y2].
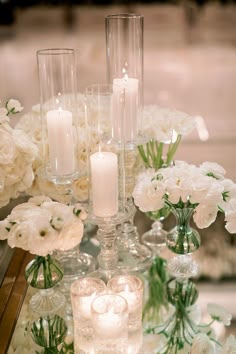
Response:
[25, 255, 66, 315]
[142, 206, 170, 256]
[166, 207, 201, 255]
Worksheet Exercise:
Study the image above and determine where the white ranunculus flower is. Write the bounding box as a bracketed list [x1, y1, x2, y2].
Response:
[207, 303, 232, 326]
[7, 222, 33, 251]
[190, 333, 216, 354]
[132, 173, 165, 212]
[0, 128, 16, 164]
[193, 203, 218, 228]
[200, 161, 226, 180]
[42, 201, 76, 226]
[225, 199, 236, 234]
[173, 112, 196, 136]
[6, 99, 24, 113]
[220, 335, 236, 354]
[58, 220, 84, 251]
[220, 179, 236, 213]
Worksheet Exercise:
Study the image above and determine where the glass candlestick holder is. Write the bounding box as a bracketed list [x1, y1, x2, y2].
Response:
[85, 84, 131, 283]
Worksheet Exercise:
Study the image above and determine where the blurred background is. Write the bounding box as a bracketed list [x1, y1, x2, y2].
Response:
[0, 0, 236, 331]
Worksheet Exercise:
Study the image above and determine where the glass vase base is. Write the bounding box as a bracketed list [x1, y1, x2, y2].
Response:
[29, 288, 66, 316]
[141, 221, 167, 257]
[167, 254, 200, 279]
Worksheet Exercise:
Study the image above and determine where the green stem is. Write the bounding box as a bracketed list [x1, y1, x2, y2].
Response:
[166, 135, 182, 165]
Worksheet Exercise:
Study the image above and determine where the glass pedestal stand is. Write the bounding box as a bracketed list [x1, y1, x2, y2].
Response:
[116, 149, 153, 273]
[88, 208, 132, 283]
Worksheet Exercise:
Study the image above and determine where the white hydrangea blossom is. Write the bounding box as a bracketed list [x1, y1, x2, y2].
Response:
[0, 196, 87, 256]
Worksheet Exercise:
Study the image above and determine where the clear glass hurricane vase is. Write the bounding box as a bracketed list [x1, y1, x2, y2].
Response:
[106, 14, 152, 272]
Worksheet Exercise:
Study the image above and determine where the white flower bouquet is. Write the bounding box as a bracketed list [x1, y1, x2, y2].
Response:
[0, 195, 87, 256]
[0, 99, 37, 208]
[138, 105, 196, 170]
[133, 160, 236, 233]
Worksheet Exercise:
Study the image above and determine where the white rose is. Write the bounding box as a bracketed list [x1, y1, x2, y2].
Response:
[17, 165, 34, 192]
[193, 203, 218, 228]
[0, 127, 16, 164]
[190, 333, 215, 354]
[6, 99, 24, 113]
[207, 303, 232, 326]
[72, 176, 88, 202]
[13, 129, 37, 157]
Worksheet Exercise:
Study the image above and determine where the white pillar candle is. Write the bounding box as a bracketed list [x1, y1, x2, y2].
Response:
[46, 109, 75, 175]
[90, 151, 118, 217]
[113, 77, 139, 142]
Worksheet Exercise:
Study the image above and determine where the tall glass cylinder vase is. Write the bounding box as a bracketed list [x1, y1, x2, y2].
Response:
[37, 48, 95, 293]
[105, 13, 152, 272]
[37, 48, 78, 184]
[85, 84, 130, 283]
